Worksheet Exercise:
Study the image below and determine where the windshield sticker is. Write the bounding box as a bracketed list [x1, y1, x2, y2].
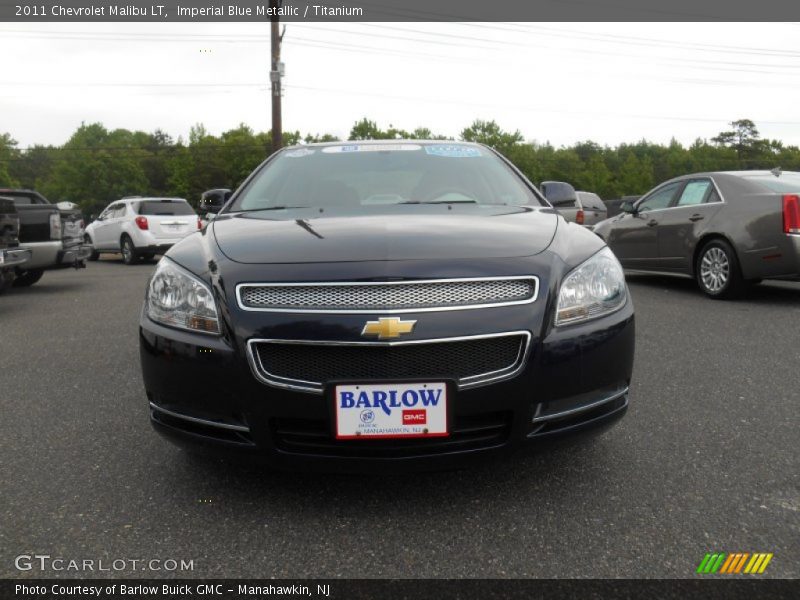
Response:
[425, 145, 482, 158]
[322, 144, 422, 153]
[284, 148, 315, 158]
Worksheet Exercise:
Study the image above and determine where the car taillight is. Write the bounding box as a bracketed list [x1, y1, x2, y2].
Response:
[783, 194, 800, 234]
[576, 209, 585, 225]
[197, 217, 202, 230]
[79, 219, 85, 229]
[135, 216, 149, 230]
[49, 212, 62, 240]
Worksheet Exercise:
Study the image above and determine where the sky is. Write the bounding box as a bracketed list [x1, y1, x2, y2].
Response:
[3, 22, 800, 149]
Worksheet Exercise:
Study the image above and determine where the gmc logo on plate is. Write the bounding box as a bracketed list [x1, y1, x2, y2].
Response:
[402, 410, 426, 424]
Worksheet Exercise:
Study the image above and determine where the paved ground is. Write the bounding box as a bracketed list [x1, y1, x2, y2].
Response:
[1, 258, 798, 579]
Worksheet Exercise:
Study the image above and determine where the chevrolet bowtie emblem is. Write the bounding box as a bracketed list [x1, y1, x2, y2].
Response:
[361, 317, 417, 340]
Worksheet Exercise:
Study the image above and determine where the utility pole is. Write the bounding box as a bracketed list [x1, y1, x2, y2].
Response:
[270, 0, 283, 153]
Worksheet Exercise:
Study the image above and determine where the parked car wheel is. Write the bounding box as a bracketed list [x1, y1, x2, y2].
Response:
[695, 239, 743, 299]
[121, 235, 137, 265]
[12, 268, 45, 287]
[85, 235, 100, 261]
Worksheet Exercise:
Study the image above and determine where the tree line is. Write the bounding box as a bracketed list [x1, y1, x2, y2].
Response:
[1, 118, 797, 216]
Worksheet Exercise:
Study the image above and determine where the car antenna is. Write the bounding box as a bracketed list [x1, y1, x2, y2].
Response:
[770, 167, 782, 178]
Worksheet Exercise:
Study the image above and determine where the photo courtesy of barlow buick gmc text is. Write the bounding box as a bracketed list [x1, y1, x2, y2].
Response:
[1, 1, 798, 599]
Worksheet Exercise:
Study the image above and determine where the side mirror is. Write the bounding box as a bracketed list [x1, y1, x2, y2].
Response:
[206, 213, 217, 221]
[223, 190, 233, 202]
[620, 201, 638, 215]
[541, 181, 578, 207]
[89, 214, 97, 221]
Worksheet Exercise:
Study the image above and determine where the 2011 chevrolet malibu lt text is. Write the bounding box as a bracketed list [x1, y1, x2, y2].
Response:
[139, 141, 635, 470]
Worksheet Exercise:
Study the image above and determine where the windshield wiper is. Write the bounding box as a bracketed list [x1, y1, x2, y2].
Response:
[239, 205, 312, 212]
[401, 199, 479, 205]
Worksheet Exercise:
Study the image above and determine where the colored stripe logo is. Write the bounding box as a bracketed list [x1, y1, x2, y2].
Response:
[696, 552, 773, 574]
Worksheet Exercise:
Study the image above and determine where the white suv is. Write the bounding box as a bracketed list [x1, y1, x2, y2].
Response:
[85, 197, 200, 265]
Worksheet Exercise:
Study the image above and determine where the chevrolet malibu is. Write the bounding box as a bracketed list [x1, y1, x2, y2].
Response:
[139, 141, 634, 470]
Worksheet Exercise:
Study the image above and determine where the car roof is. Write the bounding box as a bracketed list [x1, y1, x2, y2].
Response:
[119, 197, 188, 202]
[285, 139, 474, 150]
[666, 170, 798, 181]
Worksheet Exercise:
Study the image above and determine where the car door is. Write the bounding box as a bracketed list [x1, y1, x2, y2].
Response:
[104, 203, 128, 250]
[656, 178, 724, 273]
[91, 204, 118, 249]
[606, 181, 683, 270]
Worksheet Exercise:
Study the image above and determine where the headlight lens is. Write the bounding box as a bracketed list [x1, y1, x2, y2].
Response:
[555, 247, 627, 326]
[145, 258, 220, 334]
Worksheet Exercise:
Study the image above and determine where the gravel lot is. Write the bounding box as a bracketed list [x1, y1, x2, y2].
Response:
[1, 258, 798, 578]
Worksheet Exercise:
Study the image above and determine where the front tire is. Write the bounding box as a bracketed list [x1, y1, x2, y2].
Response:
[12, 268, 45, 287]
[121, 235, 137, 265]
[695, 239, 744, 299]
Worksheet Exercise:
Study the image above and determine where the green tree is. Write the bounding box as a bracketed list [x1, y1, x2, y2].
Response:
[712, 119, 762, 163]
[349, 118, 391, 140]
[8, 144, 55, 190]
[0, 133, 19, 187]
[459, 119, 523, 154]
[46, 123, 148, 214]
[304, 132, 340, 143]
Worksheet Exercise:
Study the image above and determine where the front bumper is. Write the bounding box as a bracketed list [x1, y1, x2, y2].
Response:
[139, 298, 634, 471]
[0, 247, 32, 268]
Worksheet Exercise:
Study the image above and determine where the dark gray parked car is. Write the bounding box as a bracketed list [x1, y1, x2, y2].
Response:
[593, 170, 800, 298]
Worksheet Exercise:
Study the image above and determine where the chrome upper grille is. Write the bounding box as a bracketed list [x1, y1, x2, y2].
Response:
[237, 277, 538, 313]
[246, 332, 532, 394]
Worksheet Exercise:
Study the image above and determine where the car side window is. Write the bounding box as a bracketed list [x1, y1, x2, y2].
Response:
[583, 193, 605, 210]
[115, 204, 128, 218]
[676, 180, 713, 207]
[637, 182, 682, 212]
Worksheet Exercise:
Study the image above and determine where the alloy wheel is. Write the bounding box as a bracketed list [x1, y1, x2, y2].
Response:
[700, 247, 729, 293]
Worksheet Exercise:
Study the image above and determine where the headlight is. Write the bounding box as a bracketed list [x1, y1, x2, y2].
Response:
[145, 258, 220, 334]
[555, 247, 627, 326]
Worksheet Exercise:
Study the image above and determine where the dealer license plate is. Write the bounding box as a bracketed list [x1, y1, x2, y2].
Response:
[334, 382, 448, 440]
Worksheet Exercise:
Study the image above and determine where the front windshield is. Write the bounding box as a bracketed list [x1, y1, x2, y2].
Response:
[229, 143, 544, 212]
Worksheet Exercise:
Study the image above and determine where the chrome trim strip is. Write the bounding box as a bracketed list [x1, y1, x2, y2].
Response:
[624, 269, 693, 280]
[532, 387, 629, 423]
[149, 402, 250, 432]
[246, 331, 533, 395]
[235, 276, 539, 314]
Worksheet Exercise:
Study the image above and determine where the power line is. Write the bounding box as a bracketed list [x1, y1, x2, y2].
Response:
[282, 83, 800, 126]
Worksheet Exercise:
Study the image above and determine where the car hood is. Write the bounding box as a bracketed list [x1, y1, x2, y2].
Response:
[211, 207, 560, 264]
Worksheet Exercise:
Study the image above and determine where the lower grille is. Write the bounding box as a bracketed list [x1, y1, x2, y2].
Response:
[249, 332, 530, 393]
[272, 411, 512, 458]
